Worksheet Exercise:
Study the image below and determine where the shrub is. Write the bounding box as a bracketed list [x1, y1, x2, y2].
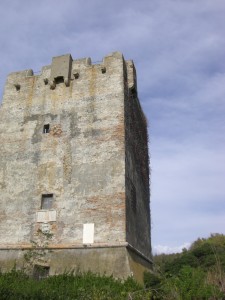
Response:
[0, 270, 148, 300]
[161, 266, 223, 300]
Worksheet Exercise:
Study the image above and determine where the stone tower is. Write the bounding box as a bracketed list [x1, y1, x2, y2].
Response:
[0, 52, 152, 282]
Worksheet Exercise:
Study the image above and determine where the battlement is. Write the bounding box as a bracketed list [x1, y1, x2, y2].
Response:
[4, 52, 136, 96]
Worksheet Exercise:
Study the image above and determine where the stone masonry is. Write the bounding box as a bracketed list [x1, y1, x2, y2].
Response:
[0, 52, 152, 282]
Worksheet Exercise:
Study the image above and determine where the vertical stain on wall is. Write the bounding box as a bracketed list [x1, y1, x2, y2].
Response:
[63, 141, 72, 184]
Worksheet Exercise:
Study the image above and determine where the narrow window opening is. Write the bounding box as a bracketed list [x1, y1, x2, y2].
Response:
[41, 194, 53, 210]
[43, 124, 50, 134]
[33, 265, 50, 280]
[14, 83, 21, 91]
[101, 66, 106, 74]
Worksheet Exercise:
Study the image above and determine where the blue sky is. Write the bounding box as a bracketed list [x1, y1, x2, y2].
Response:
[0, 0, 225, 254]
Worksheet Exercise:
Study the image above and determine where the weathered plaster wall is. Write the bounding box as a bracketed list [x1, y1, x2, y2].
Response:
[0, 52, 152, 280]
[0, 52, 126, 247]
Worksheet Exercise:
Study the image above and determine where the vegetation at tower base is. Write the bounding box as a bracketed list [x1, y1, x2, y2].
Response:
[0, 269, 152, 299]
[0, 234, 224, 299]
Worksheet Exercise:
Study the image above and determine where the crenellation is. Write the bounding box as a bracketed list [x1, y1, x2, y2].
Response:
[126, 60, 137, 91]
[73, 57, 92, 69]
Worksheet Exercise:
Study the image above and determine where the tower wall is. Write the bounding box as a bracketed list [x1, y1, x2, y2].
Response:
[125, 61, 151, 259]
[0, 52, 152, 282]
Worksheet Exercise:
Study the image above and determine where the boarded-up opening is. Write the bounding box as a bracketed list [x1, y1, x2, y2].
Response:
[41, 194, 53, 210]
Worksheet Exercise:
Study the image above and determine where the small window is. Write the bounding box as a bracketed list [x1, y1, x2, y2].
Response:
[101, 66, 106, 74]
[41, 194, 53, 210]
[33, 265, 50, 280]
[43, 124, 50, 134]
[14, 83, 21, 91]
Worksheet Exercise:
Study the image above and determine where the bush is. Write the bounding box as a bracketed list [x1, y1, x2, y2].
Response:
[152, 234, 225, 299]
[161, 266, 223, 300]
[144, 272, 161, 290]
[163, 252, 199, 275]
[0, 270, 147, 300]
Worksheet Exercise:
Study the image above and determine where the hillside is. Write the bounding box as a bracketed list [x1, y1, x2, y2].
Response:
[148, 233, 225, 299]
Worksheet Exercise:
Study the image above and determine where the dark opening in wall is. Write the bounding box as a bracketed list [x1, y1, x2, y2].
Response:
[14, 83, 21, 91]
[55, 76, 64, 84]
[74, 72, 79, 79]
[33, 265, 50, 280]
[43, 124, 50, 134]
[101, 66, 106, 74]
[41, 194, 53, 210]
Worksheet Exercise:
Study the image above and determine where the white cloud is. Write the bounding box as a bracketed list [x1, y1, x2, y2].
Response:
[153, 243, 191, 255]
